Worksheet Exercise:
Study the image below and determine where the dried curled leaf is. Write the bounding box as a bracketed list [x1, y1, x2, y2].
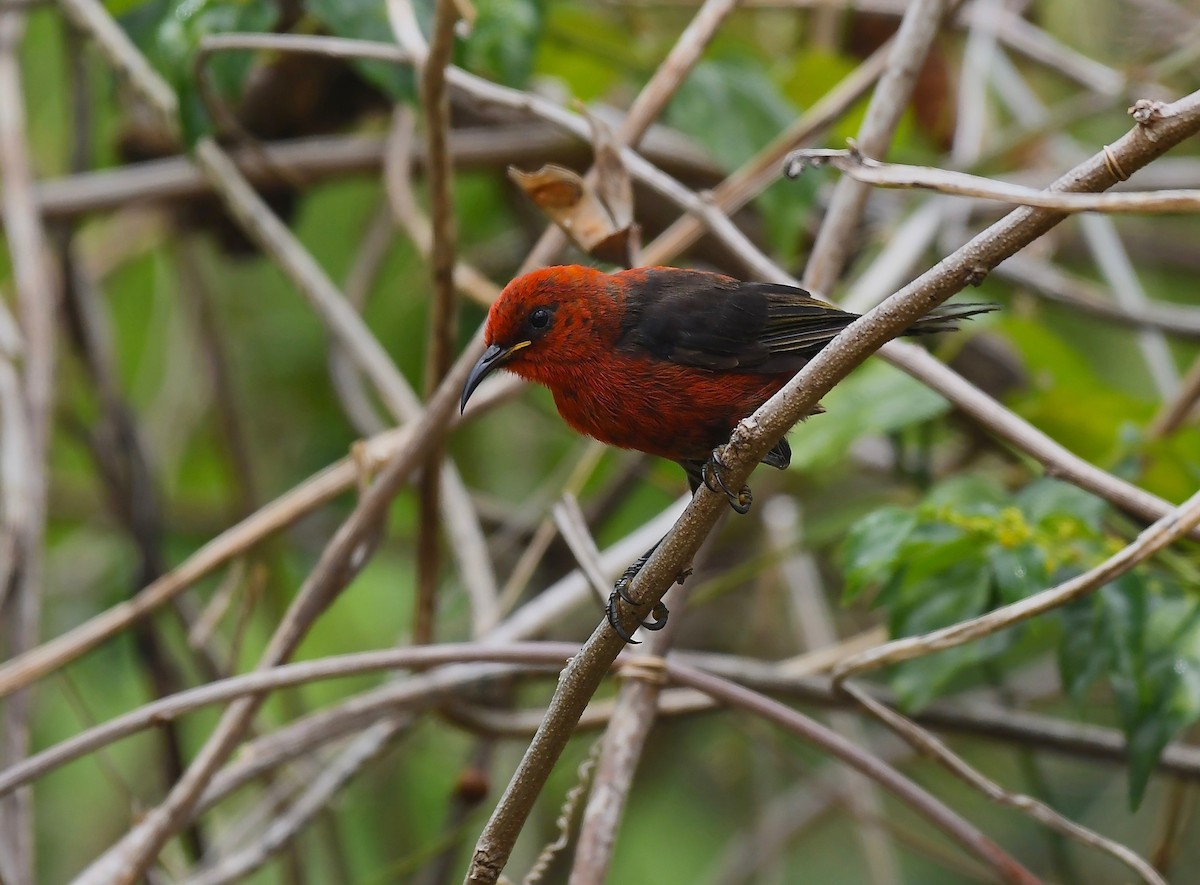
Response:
[507, 113, 639, 266]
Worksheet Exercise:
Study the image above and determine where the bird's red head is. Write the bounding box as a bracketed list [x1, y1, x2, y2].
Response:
[460, 265, 617, 411]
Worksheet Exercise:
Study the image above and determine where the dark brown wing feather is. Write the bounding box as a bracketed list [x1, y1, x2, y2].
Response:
[616, 270, 993, 374]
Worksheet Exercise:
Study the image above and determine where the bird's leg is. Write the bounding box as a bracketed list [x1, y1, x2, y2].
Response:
[700, 451, 753, 514]
[605, 538, 690, 644]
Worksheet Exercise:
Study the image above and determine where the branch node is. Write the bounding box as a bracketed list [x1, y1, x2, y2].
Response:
[1129, 99, 1169, 139]
[965, 264, 990, 287]
[782, 147, 851, 179]
[1102, 144, 1130, 181]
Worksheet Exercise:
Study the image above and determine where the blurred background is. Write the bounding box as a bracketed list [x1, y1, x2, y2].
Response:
[3, 0, 1200, 882]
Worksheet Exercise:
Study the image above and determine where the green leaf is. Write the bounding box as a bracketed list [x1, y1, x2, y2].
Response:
[664, 56, 812, 257]
[841, 507, 917, 602]
[1126, 595, 1200, 805]
[888, 562, 996, 709]
[127, 0, 278, 145]
[891, 528, 983, 589]
[1016, 478, 1106, 531]
[921, 474, 1009, 511]
[788, 361, 950, 472]
[1057, 581, 1136, 703]
[1139, 426, 1200, 504]
[988, 543, 1048, 603]
[666, 56, 795, 170]
[462, 0, 545, 86]
[308, 0, 419, 98]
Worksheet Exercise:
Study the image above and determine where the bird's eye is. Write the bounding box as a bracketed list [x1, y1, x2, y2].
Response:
[529, 307, 552, 330]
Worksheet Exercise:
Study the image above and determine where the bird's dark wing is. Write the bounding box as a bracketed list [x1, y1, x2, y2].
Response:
[615, 269, 994, 374]
[615, 271, 860, 374]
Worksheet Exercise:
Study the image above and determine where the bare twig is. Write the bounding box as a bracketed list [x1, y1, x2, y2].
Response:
[393, 0, 464, 645]
[565, 500, 691, 885]
[762, 498, 901, 885]
[30, 127, 715, 222]
[1150, 355, 1200, 438]
[997, 255, 1200, 339]
[663, 661, 1040, 883]
[787, 146, 1200, 213]
[839, 682, 1168, 885]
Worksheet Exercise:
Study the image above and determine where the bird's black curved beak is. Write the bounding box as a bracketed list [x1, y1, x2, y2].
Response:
[460, 342, 528, 414]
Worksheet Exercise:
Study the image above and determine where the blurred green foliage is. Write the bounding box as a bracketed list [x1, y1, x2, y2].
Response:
[844, 476, 1200, 806]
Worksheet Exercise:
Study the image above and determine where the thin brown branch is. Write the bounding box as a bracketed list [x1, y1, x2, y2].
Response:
[762, 498, 901, 885]
[565, 499, 687, 885]
[1150, 355, 1200, 438]
[29, 127, 714, 223]
[663, 662, 1040, 884]
[397, 0, 463, 646]
[840, 683, 1167, 885]
[388, 122, 507, 637]
[788, 145, 1200, 213]
[416, 0, 461, 393]
[997, 255, 1200, 339]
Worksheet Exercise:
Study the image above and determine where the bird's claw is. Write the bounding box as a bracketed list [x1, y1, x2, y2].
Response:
[702, 453, 752, 514]
[605, 592, 668, 643]
[606, 554, 687, 643]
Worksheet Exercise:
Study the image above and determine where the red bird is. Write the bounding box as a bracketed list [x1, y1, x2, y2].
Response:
[460, 265, 991, 638]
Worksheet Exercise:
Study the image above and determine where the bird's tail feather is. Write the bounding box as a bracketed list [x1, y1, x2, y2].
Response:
[904, 303, 997, 336]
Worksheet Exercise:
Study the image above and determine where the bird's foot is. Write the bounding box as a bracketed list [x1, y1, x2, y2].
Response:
[605, 558, 690, 644]
[702, 452, 752, 514]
